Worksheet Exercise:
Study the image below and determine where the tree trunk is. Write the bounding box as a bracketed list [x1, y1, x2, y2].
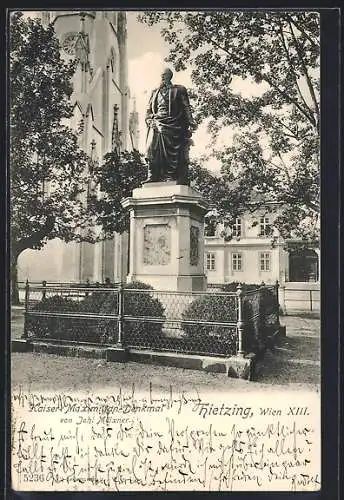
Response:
[11, 252, 20, 305]
[10, 217, 55, 305]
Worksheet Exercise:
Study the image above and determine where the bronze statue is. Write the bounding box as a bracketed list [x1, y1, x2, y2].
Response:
[145, 68, 196, 185]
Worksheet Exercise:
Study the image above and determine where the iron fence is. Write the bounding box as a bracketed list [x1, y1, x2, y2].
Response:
[23, 281, 280, 358]
[18, 280, 121, 303]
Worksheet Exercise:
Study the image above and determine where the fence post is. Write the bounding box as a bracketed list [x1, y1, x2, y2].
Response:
[275, 280, 280, 326]
[259, 281, 266, 339]
[85, 279, 90, 297]
[23, 279, 29, 338]
[42, 280, 47, 300]
[279, 283, 286, 315]
[117, 281, 123, 346]
[236, 284, 244, 357]
[310, 290, 313, 311]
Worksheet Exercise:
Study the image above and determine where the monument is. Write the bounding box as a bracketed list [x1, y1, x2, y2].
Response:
[122, 68, 208, 291]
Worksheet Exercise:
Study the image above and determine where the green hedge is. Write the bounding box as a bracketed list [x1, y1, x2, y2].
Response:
[122, 281, 165, 346]
[25, 281, 278, 354]
[180, 293, 238, 356]
[79, 281, 165, 345]
[240, 285, 278, 352]
[180, 282, 278, 355]
[25, 295, 85, 341]
[26, 281, 165, 345]
[222, 282, 261, 293]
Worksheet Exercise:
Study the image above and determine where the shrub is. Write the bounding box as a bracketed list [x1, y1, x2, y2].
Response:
[122, 281, 165, 347]
[222, 282, 260, 293]
[79, 289, 112, 313]
[180, 282, 279, 356]
[25, 295, 80, 340]
[25, 282, 165, 345]
[180, 294, 238, 356]
[75, 281, 164, 345]
[239, 285, 278, 352]
[77, 289, 119, 343]
[79, 281, 166, 344]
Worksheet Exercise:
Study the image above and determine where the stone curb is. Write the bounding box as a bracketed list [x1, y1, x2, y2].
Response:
[11, 339, 256, 380]
[11, 326, 287, 381]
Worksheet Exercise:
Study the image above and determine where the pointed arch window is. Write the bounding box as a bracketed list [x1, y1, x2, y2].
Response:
[111, 104, 121, 153]
[110, 48, 116, 74]
[87, 139, 98, 202]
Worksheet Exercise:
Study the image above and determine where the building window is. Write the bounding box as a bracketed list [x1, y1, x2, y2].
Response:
[110, 48, 116, 74]
[206, 253, 216, 271]
[232, 253, 242, 271]
[232, 218, 242, 238]
[260, 252, 271, 271]
[205, 219, 216, 237]
[259, 216, 272, 237]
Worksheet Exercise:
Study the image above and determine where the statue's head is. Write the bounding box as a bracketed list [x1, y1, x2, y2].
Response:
[160, 67, 173, 85]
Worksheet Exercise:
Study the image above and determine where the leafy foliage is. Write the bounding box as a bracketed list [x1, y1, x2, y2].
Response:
[181, 282, 278, 355]
[79, 280, 166, 345]
[88, 150, 148, 236]
[10, 18, 90, 250]
[139, 11, 320, 241]
[121, 281, 165, 346]
[222, 282, 262, 293]
[10, 12, 93, 301]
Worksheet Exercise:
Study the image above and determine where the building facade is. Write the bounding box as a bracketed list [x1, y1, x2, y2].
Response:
[18, 11, 139, 284]
[204, 207, 320, 287]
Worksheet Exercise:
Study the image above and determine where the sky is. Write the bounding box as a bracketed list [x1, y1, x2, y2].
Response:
[18, 10, 317, 173]
[125, 12, 271, 172]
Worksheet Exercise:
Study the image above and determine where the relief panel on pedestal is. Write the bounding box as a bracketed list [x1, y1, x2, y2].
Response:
[143, 224, 171, 265]
[190, 225, 200, 266]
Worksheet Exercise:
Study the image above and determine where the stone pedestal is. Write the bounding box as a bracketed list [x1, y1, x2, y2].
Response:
[121, 181, 208, 291]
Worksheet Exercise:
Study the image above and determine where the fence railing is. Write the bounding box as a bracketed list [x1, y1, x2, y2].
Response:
[23, 281, 281, 358]
[283, 287, 320, 312]
[18, 280, 121, 303]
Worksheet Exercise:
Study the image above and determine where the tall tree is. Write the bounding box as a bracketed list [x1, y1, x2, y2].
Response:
[88, 150, 148, 237]
[139, 11, 320, 241]
[10, 12, 90, 303]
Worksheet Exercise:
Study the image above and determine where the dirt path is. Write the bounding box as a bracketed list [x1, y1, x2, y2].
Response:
[254, 316, 320, 385]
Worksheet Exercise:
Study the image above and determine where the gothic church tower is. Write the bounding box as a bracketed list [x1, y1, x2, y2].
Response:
[18, 11, 131, 284]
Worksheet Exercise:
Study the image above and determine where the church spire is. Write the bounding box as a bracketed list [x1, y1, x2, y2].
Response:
[41, 12, 51, 26]
[129, 95, 140, 150]
[117, 11, 127, 42]
[117, 11, 128, 150]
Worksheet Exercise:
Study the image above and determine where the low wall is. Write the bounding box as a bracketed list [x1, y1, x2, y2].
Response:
[12, 324, 286, 381]
[280, 282, 320, 313]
